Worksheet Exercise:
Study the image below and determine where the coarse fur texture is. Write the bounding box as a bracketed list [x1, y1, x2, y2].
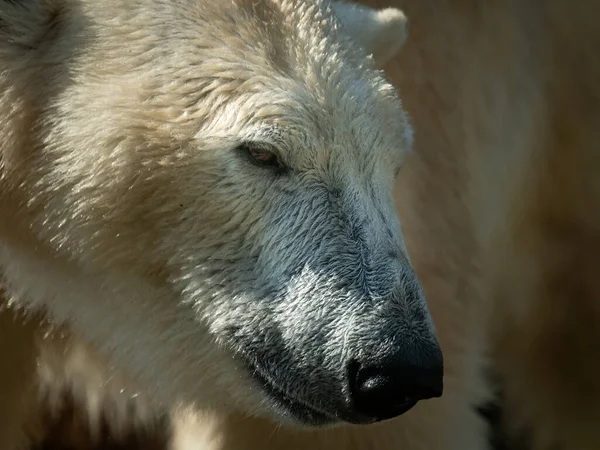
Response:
[159, 0, 600, 449]
[0, 0, 477, 449]
[10, 0, 600, 449]
[330, 2, 407, 69]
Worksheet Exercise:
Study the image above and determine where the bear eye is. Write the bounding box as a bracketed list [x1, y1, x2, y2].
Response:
[239, 143, 284, 170]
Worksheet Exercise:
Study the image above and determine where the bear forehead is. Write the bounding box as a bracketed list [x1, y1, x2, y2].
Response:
[71, 0, 409, 159]
[80, 0, 397, 105]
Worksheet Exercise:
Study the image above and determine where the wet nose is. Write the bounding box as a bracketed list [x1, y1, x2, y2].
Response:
[348, 343, 443, 422]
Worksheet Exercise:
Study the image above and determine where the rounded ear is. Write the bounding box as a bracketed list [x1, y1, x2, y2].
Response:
[331, 1, 408, 67]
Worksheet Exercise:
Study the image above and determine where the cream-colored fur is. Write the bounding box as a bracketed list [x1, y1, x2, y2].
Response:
[0, 315, 157, 448]
[8, 0, 599, 449]
[1, 0, 485, 449]
[172, 0, 600, 449]
[331, 2, 407, 68]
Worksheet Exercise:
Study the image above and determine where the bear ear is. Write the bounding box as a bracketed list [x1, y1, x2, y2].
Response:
[331, 2, 408, 67]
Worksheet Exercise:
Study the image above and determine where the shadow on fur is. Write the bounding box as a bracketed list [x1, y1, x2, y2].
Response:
[31, 391, 171, 450]
[26, 386, 530, 450]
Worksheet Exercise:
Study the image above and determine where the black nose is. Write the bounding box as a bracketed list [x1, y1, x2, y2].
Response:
[347, 344, 443, 422]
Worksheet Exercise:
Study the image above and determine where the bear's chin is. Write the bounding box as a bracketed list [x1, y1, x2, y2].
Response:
[244, 360, 393, 429]
[243, 361, 338, 428]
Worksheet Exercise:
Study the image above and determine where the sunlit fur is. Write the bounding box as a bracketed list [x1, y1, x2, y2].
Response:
[172, 0, 600, 449]
[0, 0, 479, 449]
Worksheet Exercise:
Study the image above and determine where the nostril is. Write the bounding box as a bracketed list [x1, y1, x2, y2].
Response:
[351, 364, 417, 419]
[356, 367, 392, 397]
[347, 357, 443, 422]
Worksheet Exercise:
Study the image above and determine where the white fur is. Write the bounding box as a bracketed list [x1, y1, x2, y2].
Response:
[331, 2, 408, 67]
[0, 1, 487, 449]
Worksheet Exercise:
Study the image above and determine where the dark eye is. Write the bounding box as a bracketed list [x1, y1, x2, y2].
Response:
[239, 143, 284, 170]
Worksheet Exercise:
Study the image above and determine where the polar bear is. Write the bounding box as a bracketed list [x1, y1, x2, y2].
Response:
[166, 1, 600, 449]
[0, 0, 489, 449]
